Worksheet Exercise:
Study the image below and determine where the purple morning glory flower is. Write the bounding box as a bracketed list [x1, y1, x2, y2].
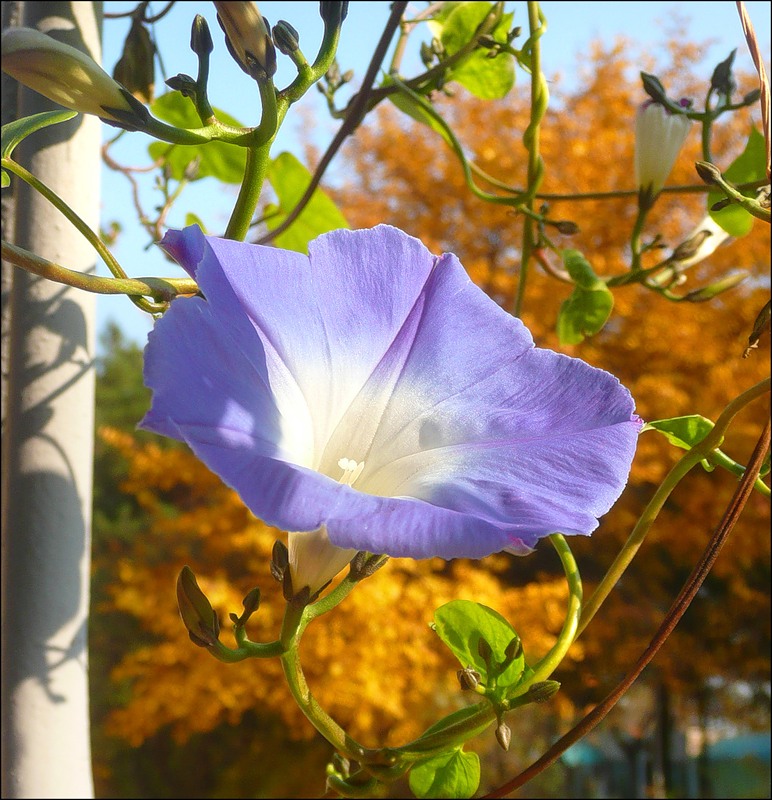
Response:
[142, 224, 641, 593]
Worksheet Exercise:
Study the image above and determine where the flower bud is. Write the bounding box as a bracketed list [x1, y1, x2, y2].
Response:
[710, 49, 736, 98]
[634, 100, 691, 208]
[527, 680, 561, 703]
[743, 88, 761, 105]
[682, 270, 748, 302]
[1, 27, 139, 123]
[695, 160, 725, 188]
[241, 586, 261, 617]
[191, 14, 214, 57]
[669, 214, 730, 270]
[553, 219, 580, 236]
[477, 637, 493, 662]
[273, 20, 300, 56]
[495, 720, 511, 751]
[176, 566, 220, 647]
[457, 667, 482, 691]
[213, 1, 276, 80]
[112, 17, 155, 104]
[319, 2, 349, 27]
[165, 73, 197, 99]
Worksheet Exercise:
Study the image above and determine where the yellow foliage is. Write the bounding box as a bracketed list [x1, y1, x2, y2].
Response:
[100, 428, 583, 747]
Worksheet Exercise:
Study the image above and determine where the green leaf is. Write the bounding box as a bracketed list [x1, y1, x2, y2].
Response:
[645, 416, 770, 491]
[147, 93, 247, 183]
[432, 600, 524, 687]
[264, 152, 349, 254]
[436, 3, 515, 99]
[642, 415, 714, 449]
[384, 77, 453, 146]
[642, 415, 715, 471]
[557, 288, 614, 344]
[2, 110, 78, 161]
[556, 251, 613, 344]
[708, 127, 767, 237]
[417, 704, 489, 740]
[409, 748, 481, 799]
[562, 249, 603, 289]
[184, 212, 208, 233]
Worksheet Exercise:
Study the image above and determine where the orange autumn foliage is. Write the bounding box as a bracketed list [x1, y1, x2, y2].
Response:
[329, 36, 770, 706]
[99, 427, 580, 747]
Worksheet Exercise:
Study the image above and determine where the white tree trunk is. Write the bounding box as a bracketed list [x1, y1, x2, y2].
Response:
[1, 2, 100, 797]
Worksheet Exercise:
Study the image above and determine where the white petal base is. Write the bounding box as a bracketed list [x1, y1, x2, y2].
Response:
[288, 528, 358, 595]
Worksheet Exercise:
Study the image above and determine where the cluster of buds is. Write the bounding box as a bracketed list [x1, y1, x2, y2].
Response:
[2, 3, 352, 125]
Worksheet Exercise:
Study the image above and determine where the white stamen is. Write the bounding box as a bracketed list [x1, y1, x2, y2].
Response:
[337, 457, 365, 488]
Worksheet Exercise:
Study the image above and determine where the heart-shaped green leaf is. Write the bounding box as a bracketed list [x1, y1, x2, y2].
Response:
[409, 747, 481, 799]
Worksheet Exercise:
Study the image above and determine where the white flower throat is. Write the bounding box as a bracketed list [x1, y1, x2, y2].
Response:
[337, 457, 365, 488]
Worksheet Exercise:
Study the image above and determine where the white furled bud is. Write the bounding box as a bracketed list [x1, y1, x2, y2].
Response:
[1, 27, 136, 122]
[213, 1, 277, 80]
[634, 100, 691, 208]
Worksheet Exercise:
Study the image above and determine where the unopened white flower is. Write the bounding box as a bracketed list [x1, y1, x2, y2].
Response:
[1, 27, 135, 122]
[213, 1, 276, 80]
[635, 100, 691, 207]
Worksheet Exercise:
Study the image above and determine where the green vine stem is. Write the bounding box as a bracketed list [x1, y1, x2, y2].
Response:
[2, 155, 164, 313]
[512, 1, 548, 319]
[278, 600, 393, 767]
[281, 8, 343, 105]
[700, 85, 716, 165]
[1, 241, 197, 302]
[628, 204, 649, 272]
[576, 376, 771, 639]
[696, 160, 772, 222]
[224, 0, 348, 242]
[709, 448, 770, 496]
[223, 77, 279, 241]
[252, 530, 581, 778]
[224, 142, 272, 241]
[518, 534, 582, 689]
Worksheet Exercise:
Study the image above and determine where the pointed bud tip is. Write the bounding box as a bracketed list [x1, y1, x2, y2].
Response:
[495, 721, 511, 751]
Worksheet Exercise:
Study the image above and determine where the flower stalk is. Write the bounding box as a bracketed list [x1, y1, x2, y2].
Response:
[2, 156, 167, 313]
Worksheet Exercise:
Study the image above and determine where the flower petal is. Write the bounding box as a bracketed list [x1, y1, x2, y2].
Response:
[142, 224, 641, 562]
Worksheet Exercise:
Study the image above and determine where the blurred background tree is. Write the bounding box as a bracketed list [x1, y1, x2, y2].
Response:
[88, 33, 770, 799]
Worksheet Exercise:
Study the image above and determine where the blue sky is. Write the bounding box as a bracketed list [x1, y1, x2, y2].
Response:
[96, 1, 771, 347]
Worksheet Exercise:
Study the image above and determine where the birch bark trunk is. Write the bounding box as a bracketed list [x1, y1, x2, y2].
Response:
[1, 2, 101, 796]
